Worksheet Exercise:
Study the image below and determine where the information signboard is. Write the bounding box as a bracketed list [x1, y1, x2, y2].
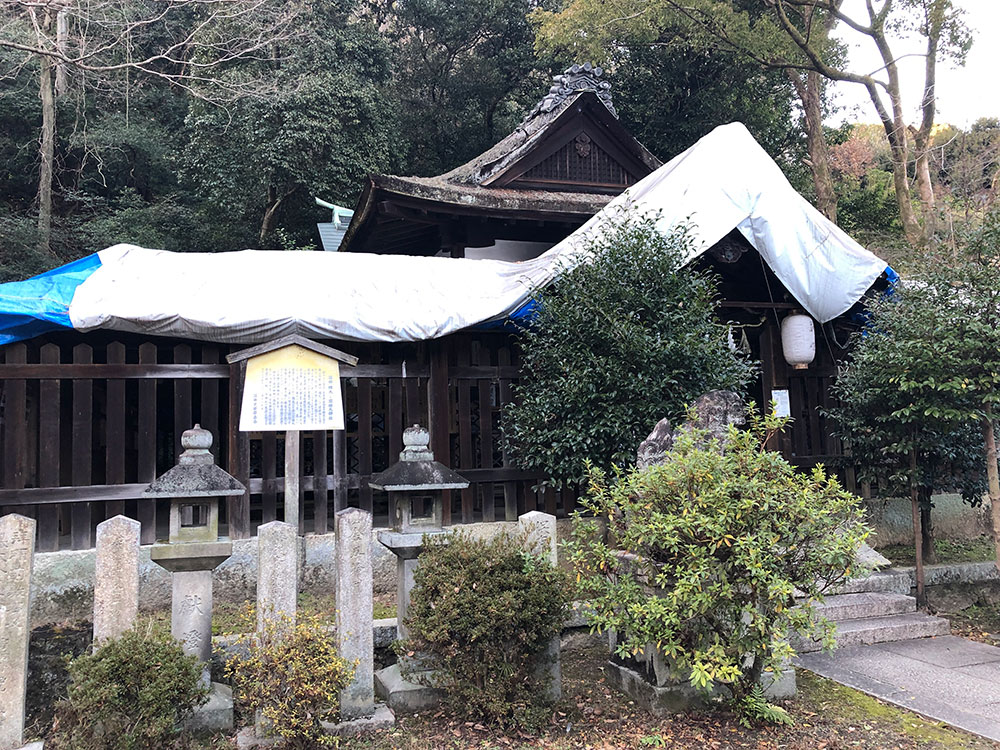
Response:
[239, 344, 345, 431]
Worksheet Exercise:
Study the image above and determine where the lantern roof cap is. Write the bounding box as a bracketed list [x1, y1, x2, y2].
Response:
[369, 424, 470, 491]
[145, 424, 246, 498]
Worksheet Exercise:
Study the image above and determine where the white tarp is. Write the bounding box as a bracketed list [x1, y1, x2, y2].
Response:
[69, 122, 888, 344]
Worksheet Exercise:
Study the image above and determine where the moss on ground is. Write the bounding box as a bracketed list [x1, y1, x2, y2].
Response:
[796, 669, 992, 749]
[879, 537, 994, 567]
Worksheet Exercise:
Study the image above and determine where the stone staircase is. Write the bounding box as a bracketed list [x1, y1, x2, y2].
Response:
[795, 570, 951, 653]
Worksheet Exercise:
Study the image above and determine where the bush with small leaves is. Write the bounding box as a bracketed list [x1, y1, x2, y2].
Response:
[567, 410, 870, 725]
[49, 622, 208, 750]
[226, 607, 354, 748]
[399, 532, 571, 732]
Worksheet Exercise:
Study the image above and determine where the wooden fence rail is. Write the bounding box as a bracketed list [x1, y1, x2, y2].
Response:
[0, 332, 571, 551]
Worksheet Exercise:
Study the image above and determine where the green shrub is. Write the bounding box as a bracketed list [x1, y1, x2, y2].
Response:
[226, 607, 354, 748]
[399, 532, 571, 731]
[504, 210, 755, 486]
[49, 622, 208, 750]
[566, 410, 870, 725]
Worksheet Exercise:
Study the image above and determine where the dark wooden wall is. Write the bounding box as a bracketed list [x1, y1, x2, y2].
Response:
[0, 317, 852, 552]
[0, 331, 578, 551]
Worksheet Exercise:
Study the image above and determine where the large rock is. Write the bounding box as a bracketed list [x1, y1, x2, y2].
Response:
[637, 390, 744, 469]
[685, 390, 744, 443]
[637, 418, 675, 470]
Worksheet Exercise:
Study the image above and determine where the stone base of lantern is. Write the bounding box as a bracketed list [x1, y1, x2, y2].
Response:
[235, 704, 394, 748]
[604, 654, 796, 716]
[185, 682, 234, 733]
[321, 703, 396, 736]
[374, 663, 445, 714]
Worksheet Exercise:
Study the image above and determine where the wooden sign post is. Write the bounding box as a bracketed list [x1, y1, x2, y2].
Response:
[227, 335, 358, 532]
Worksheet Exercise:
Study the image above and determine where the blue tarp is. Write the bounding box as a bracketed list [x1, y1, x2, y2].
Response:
[0, 254, 102, 345]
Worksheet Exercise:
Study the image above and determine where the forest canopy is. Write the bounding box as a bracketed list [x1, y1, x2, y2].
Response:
[0, 0, 993, 281]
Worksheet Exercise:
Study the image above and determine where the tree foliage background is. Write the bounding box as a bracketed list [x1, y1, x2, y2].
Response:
[503, 212, 755, 485]
[0, 0, 995, 282]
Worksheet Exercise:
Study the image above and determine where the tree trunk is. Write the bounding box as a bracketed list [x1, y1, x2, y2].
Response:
[983, 411, 1000, 573]
[885, 136, 924, 246]
[37, 49, 56, 257]
[910, 2, 944, 245]
[919, 488, 937, 565]
[55, 8, 69, 97]
[910, 449, 926, 608]
[865, 10, 925, 247]
[912, 123, 937, 242]
[791, 70, 837, 223]
[259, 185, 284, 245]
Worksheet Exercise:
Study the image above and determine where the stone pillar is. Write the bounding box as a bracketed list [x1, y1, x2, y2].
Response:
[93, 515, 140, 644]
[336, 508, 374, 720]
[173, 570, 214, 689]
[395, 556, 420, 643]
[257, 521, 298, 633]
[518, 510, 561, 702]
[0, 514, 35, 750]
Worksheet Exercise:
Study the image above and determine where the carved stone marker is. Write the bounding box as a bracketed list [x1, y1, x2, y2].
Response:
[256, 521, 298, 633]
[174, 570, 215, 687]
[518, 510, 561, 702]
[336, 508, 375, 720]
[94, 515, 141, 644]
[0, 513, 35, 750]
[519, 510, 558, 565]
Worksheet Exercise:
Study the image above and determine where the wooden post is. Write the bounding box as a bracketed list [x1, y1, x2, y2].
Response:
[428, 339, 451, 525]
[71, 343, 93, 549]
[227, 360, 251, 539]
[759, 322, 790, 455]
[284, 430, 301, 532]
[138, 343, 158, 544]
[313, 430, 328, 534]
[332, 429, 347, 513]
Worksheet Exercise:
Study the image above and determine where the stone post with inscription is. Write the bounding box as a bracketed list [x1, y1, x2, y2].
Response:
[0, 513, 35, 750]
[256, 520, 297, 633]
[172, 571, 215, 686]
[335, 508, 374, 720]
[148, 425, 246, 731]
[93, 515, 141, 644]
[518, 510, 561, 702]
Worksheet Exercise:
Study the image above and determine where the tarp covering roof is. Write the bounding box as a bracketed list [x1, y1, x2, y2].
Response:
[0, 122, 889, 346]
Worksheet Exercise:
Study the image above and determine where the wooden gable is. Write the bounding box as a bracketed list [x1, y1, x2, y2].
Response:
[482, 95, 654, 194]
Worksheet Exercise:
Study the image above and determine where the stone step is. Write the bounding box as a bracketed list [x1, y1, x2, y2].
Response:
[795, 612, 950, 653]
[810, 592, 916, 622]
[833, 569, 912, 596]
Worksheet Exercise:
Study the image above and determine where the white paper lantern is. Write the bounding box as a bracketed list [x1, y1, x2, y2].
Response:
[780, 312, 816, 370]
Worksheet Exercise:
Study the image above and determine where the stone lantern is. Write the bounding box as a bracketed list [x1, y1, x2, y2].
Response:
[371, 424, 468, 711]
[148, 424, 245, 731]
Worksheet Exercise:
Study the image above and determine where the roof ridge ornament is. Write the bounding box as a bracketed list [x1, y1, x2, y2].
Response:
[527, 62, 616, 121]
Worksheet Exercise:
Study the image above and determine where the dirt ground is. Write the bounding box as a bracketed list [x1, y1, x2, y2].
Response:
[26, 623, 1000, 749]
[338, 645, 999, 750]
